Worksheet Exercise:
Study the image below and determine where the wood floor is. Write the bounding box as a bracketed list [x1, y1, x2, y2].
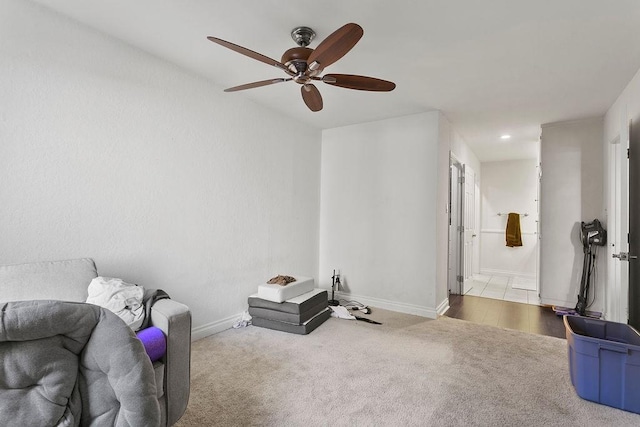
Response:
[445, 294, 566, 338]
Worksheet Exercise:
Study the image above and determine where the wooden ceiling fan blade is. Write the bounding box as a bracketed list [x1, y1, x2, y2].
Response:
[301, 84, 323, 112]
[307, 23, 363, 71]
[224, 78, 291, 92]
[322, 74, 396, 91]
[207, 36, 291, 74]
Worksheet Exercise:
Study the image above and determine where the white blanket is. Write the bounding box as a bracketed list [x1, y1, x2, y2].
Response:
[86, 276, 145, 330]
[329, 305, 356, 320]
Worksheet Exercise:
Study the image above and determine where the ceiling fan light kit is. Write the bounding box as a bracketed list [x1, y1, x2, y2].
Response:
[207, 23, 395, 112]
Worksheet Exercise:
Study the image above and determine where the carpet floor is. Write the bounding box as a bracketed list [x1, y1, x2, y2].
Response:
[176, 309, 640, 426]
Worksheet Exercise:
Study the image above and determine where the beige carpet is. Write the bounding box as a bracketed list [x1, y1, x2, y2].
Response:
[176, 309, 640, 426]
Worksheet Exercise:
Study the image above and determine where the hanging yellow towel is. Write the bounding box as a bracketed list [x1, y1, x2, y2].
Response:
[506, 212, 523, 247]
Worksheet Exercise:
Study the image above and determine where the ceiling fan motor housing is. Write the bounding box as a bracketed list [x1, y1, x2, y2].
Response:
[281, 47, 314, 75]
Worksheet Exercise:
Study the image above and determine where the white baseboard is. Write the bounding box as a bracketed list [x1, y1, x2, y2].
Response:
[191, 313, 241, 341]
[436, 298, 450, 316]
[192, 291, 440, 341]
[335, 290, 437, 319]
[538, 297, 575, 309]
[480, 268, 535, 279]
[481, 229, 536, 235]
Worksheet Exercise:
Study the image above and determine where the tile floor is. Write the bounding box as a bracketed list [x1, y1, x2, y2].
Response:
[464, 274, 539, 305]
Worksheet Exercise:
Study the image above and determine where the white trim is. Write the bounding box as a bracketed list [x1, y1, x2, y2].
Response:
[480, 268, 536, 279]
[480, 229, 537, 235]
[539, 296, 577, 309]
[436, 298, 450, 316]
[450, 150, 462, 166]
[335, 290, 437, 319]
[191, 313, 240, 341]
[541, 116, 603, 130]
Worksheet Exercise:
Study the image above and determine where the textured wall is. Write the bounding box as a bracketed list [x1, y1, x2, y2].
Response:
[0, 0, 321, 332]
[436, 113, 452, 312]
[540, 118, 604, 311]
[480, 159, 539, 277]
[319, 112, 441, 316]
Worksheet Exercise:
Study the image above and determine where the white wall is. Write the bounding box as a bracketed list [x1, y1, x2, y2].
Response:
[0, 0, 322, 337]
[319, 112, 447, 317]
[450, 130, 481, 176]
[539, 118, 604, 311]
[436, 113, 453, 311]
[480, 159, 538, 277]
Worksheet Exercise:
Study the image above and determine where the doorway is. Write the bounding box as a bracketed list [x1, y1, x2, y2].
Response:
[448, 153, 478, 296]
[470, 157, 540, 305]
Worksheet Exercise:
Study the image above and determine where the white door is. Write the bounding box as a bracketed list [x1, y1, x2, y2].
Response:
[607, 123, 630, 323]
[535, 162, 542, 297]
[462, 165, 476, 293]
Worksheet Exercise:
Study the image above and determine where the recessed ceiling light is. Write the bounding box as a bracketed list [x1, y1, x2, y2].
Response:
[500, 134, 511, 140]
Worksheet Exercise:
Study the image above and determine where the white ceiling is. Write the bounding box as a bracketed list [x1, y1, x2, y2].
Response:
[31, 0, 640, 161]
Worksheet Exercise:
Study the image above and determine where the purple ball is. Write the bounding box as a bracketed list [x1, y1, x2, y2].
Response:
[136, 326, 166, 362]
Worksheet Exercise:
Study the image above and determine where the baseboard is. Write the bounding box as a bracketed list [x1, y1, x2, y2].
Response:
[436, 298, 450, 316]
[335, 290, 437, 319]
[480, 229, 536, 235]
[540, 297, 604, 317]
[191, 291, 438, 340]
[191, 313, 241, 341]
[538, 297, 575, 309]
[480, 268, 535, 279]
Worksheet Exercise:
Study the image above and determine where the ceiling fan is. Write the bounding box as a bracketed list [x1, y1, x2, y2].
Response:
[207, 23, 396, 112]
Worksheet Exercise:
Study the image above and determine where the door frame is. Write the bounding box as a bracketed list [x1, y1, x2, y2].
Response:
[448, 153, 464, 295]
[607, 135, 623, 322]
[462, 163, 476, 294]
[535, 159, 542, 298]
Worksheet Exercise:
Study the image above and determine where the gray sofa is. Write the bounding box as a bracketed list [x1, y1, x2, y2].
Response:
[0, 258, 191, 426]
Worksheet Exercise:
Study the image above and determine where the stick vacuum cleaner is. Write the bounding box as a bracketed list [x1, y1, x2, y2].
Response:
[574, 219, 606, 316]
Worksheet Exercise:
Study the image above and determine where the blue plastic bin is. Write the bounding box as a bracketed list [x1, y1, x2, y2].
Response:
[564, 315, 640, 413]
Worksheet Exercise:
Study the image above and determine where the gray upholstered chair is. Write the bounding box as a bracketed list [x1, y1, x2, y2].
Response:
[0, 258, 191, 426]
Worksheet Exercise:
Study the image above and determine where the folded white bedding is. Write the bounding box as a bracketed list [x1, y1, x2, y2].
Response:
[257, 276, 314, 303]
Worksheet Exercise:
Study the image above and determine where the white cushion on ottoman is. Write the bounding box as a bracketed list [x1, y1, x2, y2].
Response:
[257, 276, 314, 303]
